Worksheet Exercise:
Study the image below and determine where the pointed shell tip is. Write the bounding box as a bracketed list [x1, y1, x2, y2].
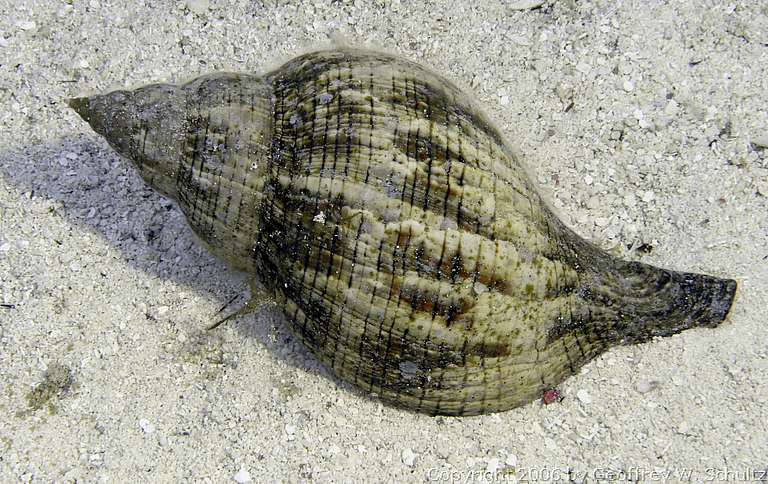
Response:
[68, 96, 90, 121]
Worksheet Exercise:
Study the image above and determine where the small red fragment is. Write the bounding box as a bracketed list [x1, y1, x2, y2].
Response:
[542, 388, 561, 405]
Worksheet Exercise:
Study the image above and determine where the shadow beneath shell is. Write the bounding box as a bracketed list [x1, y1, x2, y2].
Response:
[0, 136, 350, 391]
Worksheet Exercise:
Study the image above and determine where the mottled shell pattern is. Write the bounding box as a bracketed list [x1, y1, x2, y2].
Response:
[69, 49, 737, 416]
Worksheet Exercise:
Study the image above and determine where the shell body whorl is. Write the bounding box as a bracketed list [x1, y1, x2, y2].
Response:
[70, 49, 737, 416]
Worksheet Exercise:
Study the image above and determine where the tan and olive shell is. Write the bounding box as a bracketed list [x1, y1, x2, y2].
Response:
[69, 49, 737, 416]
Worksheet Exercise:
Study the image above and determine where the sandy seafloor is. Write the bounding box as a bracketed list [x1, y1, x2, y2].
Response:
[1, 0, 767, 482]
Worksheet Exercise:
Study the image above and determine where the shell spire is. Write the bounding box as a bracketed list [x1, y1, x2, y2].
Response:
[69, 49, 738, 415]
[70, 74, 274, 270]
[69, 84, 187, 200]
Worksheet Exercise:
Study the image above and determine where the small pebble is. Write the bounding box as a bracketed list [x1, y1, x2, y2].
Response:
[186, 0, 210, 15]
[505, 453, 518, 467]
[233, 468, 251, 483]
[664, 100, 680, 117]
[139, 419, 154, 434]
[508, 0, 545, 10]
[594, 217, 609, 227]
[401, 447, 417, 466]
[542, 388, 560, 405]
[157, 306, 169, 315]
[555, 82, 573, 102]
[642, 190, 655, 203]
[584, 174, 594, 185]
[635, 380, 658, 394]
[486, 457, 501, 473]
[586, 196, 601, 210]
[622, 79, 634, 92]
[16, 20, 37, 31]
[751, 134, 768, 149]
[756, 179, 768, 197]
[88, 453, 102, 466]
[576, 389, 591, 404]
[499, 94, 510, 106]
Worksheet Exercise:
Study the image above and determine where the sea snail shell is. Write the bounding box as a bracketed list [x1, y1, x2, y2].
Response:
[69, 49, 737, 416]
